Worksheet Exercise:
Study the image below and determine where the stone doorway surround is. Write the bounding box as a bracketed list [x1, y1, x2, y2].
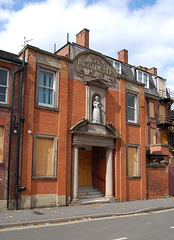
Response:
[70, 120, 120, 204]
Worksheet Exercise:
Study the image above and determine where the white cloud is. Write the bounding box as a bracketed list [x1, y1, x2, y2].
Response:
[0, 0, 174, 91]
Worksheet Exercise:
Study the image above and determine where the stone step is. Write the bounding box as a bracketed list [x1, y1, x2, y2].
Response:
[80, 197, 109, 205]
[79, 193, 103, 199]
[78, 186, 104, 199]
[78, 190, 102, 195]
[78, 186, 94, 191]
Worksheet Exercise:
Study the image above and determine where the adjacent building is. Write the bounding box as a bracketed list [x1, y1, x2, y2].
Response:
[0, 29, 173, 210]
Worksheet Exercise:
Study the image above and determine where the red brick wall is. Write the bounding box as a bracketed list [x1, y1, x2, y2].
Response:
[0, 60, 21, 202]
[147, 166, 169, 198]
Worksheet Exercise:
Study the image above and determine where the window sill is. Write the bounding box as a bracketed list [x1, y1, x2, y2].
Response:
[35, 105, 59, 112]
[149, 144, 169, 147]
[32, 176, 57, 180]
[0, 103, 10, 109]
[127, 176, 141, 179]
[126, 122, 140, 127]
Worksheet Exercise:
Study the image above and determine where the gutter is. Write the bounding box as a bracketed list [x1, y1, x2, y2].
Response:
[0, 55, 21, 65]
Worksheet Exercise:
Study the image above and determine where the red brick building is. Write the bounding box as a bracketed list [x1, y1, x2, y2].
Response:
[0, 29, 174, 210]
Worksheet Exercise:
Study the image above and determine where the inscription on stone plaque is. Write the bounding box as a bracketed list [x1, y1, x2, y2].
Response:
[77, 55, 115, 86]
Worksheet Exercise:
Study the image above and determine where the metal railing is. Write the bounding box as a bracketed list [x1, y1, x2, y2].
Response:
[159, 88, 174, 100]
[156, 112, 174, 125]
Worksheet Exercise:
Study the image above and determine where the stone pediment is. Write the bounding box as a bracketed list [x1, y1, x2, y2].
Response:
[84, 78, 109, 89]
[69, 51, 119, 91]
[70, 119, 120, 139]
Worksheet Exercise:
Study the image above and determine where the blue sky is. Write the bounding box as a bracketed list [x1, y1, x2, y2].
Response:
[128, 0, 156, 10]
[0, 0, 174, 90]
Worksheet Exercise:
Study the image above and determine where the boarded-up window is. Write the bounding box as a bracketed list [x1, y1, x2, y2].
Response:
[127, 146, 140, 177]
[150, 128, 156, 144]
[33, 134, 58, 177]
[160, 129, 168, 144]
[0, 126, 4, 162]
[159, 105, 166, 123]
[149, 102, 155, 118]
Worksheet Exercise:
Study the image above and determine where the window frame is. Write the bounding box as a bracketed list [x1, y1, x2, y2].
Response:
[137, 70, 149, 88]
[32, 133, 58, 179]
[0, 67, 9, 104]
[126, 91, 139, 124]
[36, 64, 60, 110]
[127, 144, 141, 178]
[108, 59, 121, 74]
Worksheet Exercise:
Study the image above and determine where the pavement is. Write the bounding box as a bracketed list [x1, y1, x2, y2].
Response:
[1, 197, 174, 229]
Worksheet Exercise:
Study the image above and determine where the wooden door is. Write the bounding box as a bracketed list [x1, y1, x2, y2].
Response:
[78, 150, 92, 187]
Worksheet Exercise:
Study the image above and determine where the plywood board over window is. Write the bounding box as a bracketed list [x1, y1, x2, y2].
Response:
[149, 102, 155, 118]
[33, 133, 58, 178]
[0, 126, 4, 162]
[127, 145, 140, 177]
[35, 138, 54, 177]
[160, 129, 168, 144]
[159, 105, 166, 123]
[150, 128, 156, 145]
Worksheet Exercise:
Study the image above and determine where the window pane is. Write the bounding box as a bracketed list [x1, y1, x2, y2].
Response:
[138, 71, 142, 82]
[39, 70, 54, 106]
[0, 94, 5, 102]
[35, 138, 54, 177]
[0, 69, 8, 86]
[128, 147, 138, 177]
[45, 88, 53, 105]
[0, 86, 6, 94]
[115, 62, 119, 73]
[144, 73, 147, 87]
[127, 108, 135, 121]
[127, 94, 135, 107]
[39, 70, 45, 86]
[38, 86, 44, 103]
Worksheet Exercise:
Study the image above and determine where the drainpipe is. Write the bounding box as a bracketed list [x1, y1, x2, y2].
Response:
[15, 50, 25, 210]
[146, 98, 150, 146]
[7, 56, 25, 210]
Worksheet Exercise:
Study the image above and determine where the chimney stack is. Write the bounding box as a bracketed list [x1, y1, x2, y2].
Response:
[148, 67, 157, 76]
[76, 28, 90, 48]
[118, 49, 128, 64]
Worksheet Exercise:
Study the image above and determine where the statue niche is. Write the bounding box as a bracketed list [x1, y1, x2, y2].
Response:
[92, 95, 101, 124]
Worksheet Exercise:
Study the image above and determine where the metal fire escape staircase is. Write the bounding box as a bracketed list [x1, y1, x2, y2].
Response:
[157, 88, 174, 152]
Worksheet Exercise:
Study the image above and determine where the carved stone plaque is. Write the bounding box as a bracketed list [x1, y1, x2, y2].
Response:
[69, 52, 119, 90]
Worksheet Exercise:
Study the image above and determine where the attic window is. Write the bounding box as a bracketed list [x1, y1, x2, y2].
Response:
[137, 70, 149, 88]
[108, 59, 121, 74]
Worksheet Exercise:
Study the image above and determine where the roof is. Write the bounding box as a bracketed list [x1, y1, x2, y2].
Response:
[0, 50, 22, 64]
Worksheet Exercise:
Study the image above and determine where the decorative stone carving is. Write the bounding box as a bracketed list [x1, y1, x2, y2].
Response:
[92, 95, 101, 124]
[69, 52, 119, 91]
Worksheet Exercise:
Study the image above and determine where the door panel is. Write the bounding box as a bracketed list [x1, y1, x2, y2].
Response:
[78, 150, 92, 187]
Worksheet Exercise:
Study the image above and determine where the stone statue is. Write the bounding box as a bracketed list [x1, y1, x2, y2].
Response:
[92, 95, 101, 124]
